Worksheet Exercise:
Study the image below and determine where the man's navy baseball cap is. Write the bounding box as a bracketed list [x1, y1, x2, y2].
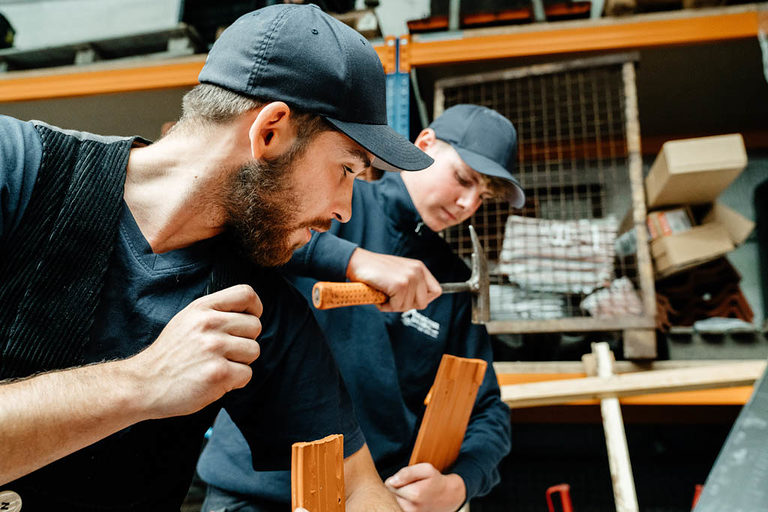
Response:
[198, 4, 433, 173]
[430, 104, 525, 208]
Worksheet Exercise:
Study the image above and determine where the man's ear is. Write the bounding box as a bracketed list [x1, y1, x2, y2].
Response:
[248, 101, 295, 160]
[414, 128, 437, 151]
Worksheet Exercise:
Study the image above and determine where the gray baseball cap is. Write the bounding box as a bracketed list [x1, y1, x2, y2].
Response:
[430, 104, 525, 208]
[199, 4, 433, 172]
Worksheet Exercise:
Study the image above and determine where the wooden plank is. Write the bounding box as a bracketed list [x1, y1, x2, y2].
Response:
[622, 329, 657, 360]
[486, 316, 655, 334]
[410, 355, 487, 471]
[494, 359, 764, 375]
[594, 342, 639, 512]
[494, 361, 760, 405]
[622, 60, 659, 337]
[500, 379, 753, 406]
[292, 434, 345, 512]
[435, 52, 638, 88]
[500, 360, 765, 408]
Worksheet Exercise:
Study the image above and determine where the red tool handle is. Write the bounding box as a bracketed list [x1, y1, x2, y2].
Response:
[546, 484, 574, 512]
[312, 282, 388, 309]
[691, 484, 703, 510]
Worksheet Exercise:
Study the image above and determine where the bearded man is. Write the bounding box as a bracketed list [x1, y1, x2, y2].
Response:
[0, 5, 440, 510]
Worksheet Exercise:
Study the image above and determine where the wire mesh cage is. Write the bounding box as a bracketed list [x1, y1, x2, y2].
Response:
[435, 54, 656, 337]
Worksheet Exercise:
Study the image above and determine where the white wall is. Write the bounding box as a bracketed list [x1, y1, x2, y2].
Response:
[356, 0, 430, 37]
[0, 0, 182, 49]
[0, 0, 426, 48]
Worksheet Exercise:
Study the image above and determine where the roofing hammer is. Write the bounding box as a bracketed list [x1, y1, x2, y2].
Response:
[311, 225, 491, 324]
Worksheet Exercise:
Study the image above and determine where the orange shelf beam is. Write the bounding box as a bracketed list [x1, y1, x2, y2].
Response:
[0, 56, 207, 102]
[497, 373, 755, 406]
[0, 45, 393, 103]
[409, 8, 760, 66]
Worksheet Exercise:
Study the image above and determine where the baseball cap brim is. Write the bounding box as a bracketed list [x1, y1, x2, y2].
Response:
[325, 118, 433, 172]
[454, 146, 526, 208]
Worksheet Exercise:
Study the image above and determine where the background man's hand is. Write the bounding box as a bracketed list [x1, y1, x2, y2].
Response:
[125, 284, 263, 419]
[346, 248, 442, 312]
[384, 463, 466, 512]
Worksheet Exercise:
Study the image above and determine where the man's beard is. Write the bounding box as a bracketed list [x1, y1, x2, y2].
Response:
[222, 151, 331, 267]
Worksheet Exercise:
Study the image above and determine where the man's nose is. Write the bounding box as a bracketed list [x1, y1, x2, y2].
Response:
[457, 188, 481, 211]
[331, 180, 354, 223]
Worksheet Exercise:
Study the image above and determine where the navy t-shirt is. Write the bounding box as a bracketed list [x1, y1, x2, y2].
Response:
[198, 172, 511, 505]
[0, 115, 364, 510]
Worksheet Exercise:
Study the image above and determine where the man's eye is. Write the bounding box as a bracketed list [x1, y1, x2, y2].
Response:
[455, 172, 470, 186]
[343, 165, 353, 176]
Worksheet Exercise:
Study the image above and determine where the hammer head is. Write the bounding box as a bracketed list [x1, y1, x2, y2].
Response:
[467, 225, 490, 324]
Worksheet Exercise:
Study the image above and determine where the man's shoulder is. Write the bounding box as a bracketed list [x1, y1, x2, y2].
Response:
[31, 119, 133, 145]
[0, 115, 40, 155]
[0, 115, 41, 176]
[0, 115, 43, 238]
[0, 114, 31, 130]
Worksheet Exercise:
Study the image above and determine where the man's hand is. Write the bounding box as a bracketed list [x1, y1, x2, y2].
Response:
[0, 284, 263, 485]
[384, 463, 466, 512]
[126, 284, 263, 419]
[346, 248, 441, 312]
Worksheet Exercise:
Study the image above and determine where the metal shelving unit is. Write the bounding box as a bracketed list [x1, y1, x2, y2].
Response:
[1, 4, 764, 357]
[407, 4, 764, 66]
[0, 4, 763, 103]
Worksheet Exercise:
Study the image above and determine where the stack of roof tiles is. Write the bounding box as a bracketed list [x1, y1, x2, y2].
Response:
[655, 257, 753, 329]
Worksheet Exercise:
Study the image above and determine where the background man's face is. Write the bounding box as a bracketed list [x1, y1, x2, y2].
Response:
[406, 143, 490, 233]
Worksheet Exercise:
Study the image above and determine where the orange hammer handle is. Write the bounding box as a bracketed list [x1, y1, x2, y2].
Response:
[312, 282, 388, 310]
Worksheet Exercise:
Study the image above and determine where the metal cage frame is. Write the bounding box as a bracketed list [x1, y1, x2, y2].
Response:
[434, 53, 657, 356]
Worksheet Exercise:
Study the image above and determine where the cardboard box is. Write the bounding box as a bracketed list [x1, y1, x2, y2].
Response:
[643, 134, 752, 277]
[645, 134, 747, 209]
[651, 203, 754, 278]
[646, 207, 693, 240]
[703, 202, 754, 246]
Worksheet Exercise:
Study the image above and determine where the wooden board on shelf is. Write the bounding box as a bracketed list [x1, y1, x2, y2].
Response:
[499, 360, 764, 408]
[494, 360, 760, 406]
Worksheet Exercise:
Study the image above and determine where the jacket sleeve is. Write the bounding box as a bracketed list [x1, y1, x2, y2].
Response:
[283, 230, 359, 282]
[447, 295, 512, 501]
